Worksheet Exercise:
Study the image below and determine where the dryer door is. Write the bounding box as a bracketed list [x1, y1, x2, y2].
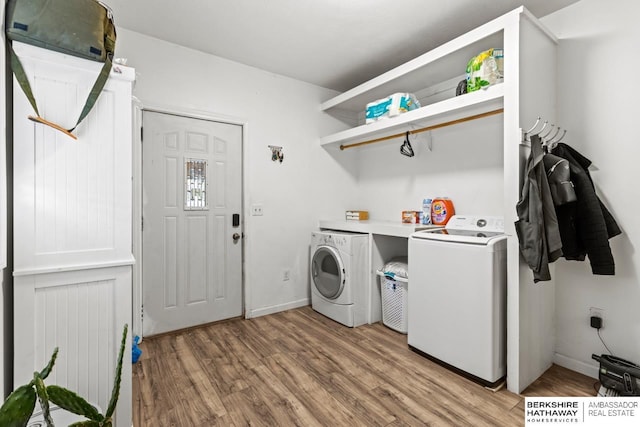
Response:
[311, 246, 345, 300]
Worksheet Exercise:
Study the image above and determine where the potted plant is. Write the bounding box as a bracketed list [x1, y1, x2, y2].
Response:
[0, 324, 128, 427]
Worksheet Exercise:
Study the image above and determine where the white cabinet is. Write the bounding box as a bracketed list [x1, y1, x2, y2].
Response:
[12, 42, 134, 426]
[320, 7, 558, 393]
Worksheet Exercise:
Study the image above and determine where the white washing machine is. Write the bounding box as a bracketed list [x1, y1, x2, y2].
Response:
[310, 230, 369, 327]
[408, 215, 507, 388]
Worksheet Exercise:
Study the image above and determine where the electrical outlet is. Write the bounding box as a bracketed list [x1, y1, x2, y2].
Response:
[589, 307, 604, 329]
[589, 306, 604, 319]
[283, 269, 290, 281]
[251, 204, 264, 216]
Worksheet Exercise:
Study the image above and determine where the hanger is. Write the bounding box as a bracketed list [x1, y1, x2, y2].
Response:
[400, 132, 414, 157]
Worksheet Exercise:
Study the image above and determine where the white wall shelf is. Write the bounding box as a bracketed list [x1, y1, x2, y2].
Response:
[320, 83, 504, 148]
[319, 220, 440, 238]
[319, 6, 557, 155]
[318, 6, 511, 149]
[320, 22, 505, 113]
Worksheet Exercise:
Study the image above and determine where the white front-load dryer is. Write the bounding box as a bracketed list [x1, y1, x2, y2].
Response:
[310, 230, 369, 327]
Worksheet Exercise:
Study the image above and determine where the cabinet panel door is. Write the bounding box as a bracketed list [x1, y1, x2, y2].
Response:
[14, 267, 132, 427]
[12, 42, 133, 273]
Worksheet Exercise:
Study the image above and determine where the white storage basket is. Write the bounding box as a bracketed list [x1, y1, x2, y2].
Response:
[377, 270, 409, 334]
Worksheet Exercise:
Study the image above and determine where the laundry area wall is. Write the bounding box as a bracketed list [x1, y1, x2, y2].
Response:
[114, 29, 359, 318]
[541, 0, 640, 377]
[346, 114, 504, 220]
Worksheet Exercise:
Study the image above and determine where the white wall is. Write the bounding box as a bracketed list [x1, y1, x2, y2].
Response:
[352, 114, 504, 220]
[542, 0, 640, 377]
[114, 29, 358, 319]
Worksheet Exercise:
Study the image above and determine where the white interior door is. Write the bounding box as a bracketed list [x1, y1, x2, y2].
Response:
[142, 111, 243, 336]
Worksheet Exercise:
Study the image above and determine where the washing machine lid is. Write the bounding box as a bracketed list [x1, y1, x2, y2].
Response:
[411, 215, 505, 245]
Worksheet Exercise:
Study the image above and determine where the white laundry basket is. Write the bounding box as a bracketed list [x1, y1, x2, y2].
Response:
[377, 259, 409, 333]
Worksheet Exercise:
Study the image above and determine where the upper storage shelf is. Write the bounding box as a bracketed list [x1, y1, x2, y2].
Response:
[319, 6, 553, 149]
[320, 83, 504, 147]
[320, 30, 503, 114]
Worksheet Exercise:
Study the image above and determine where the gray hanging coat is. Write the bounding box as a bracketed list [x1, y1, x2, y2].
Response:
[515, 135, 563, 282]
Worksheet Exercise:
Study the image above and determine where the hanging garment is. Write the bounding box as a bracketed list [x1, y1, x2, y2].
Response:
[550, 143, 621, 275]
[543, 153, 577, 206]
[515, 135, 563, 282]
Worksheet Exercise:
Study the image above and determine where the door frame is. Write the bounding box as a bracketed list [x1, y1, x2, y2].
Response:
[132, 103, 249, 340]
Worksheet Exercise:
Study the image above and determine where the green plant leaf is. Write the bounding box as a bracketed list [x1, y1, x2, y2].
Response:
[105, 324, 128, 418]
[33, 373, 54, 427]
[47, 385, 103, 422]
[0, 384, 37, 427]
[39, 348, 59, 380]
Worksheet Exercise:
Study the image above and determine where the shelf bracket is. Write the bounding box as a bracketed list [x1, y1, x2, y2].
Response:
[424, 130, 433, 152]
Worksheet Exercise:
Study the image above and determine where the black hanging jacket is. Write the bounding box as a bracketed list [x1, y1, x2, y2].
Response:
[550, 143, 621, 275]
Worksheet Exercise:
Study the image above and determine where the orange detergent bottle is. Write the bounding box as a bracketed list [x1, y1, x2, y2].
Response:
[430, 197, 455, 225]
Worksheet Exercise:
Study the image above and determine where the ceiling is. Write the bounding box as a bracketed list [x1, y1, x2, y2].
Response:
[102, 0, 579, 92]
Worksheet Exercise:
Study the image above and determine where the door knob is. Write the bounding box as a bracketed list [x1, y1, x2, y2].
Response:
[232, 233, 241, 243]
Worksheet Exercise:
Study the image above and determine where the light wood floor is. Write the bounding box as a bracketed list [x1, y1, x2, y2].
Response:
[132, 306, 596, 426]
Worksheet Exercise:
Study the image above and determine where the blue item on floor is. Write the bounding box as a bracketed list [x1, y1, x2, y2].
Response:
[132, 335, 142, 363]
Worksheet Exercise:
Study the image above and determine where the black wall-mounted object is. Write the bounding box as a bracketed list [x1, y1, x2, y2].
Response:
[593, 354, 640, 396]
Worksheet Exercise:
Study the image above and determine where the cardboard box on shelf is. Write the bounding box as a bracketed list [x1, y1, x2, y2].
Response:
[402, 211, 422, 224]
[346, 210, 369, 221]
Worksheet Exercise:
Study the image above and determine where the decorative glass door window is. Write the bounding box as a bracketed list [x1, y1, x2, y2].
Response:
[184, 159, 208, 210]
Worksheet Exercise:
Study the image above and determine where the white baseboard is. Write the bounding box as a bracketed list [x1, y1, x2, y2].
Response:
[554, 352, 599, 379]
[246, 298, 309, 319]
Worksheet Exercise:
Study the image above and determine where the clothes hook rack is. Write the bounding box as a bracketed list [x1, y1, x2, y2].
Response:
[521, 117, 568, 150]
[525, 117, 541, 134]
[546, 126, 562, 142]
[551, 129, 567, 144]
[339, 108, 504, 151]
[539, 123, 556, 139]
[268, 145, 284, 163]
[534, 120, 549, 136]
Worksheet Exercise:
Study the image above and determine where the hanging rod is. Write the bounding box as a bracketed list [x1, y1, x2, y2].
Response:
[339, 108, 504, 150]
